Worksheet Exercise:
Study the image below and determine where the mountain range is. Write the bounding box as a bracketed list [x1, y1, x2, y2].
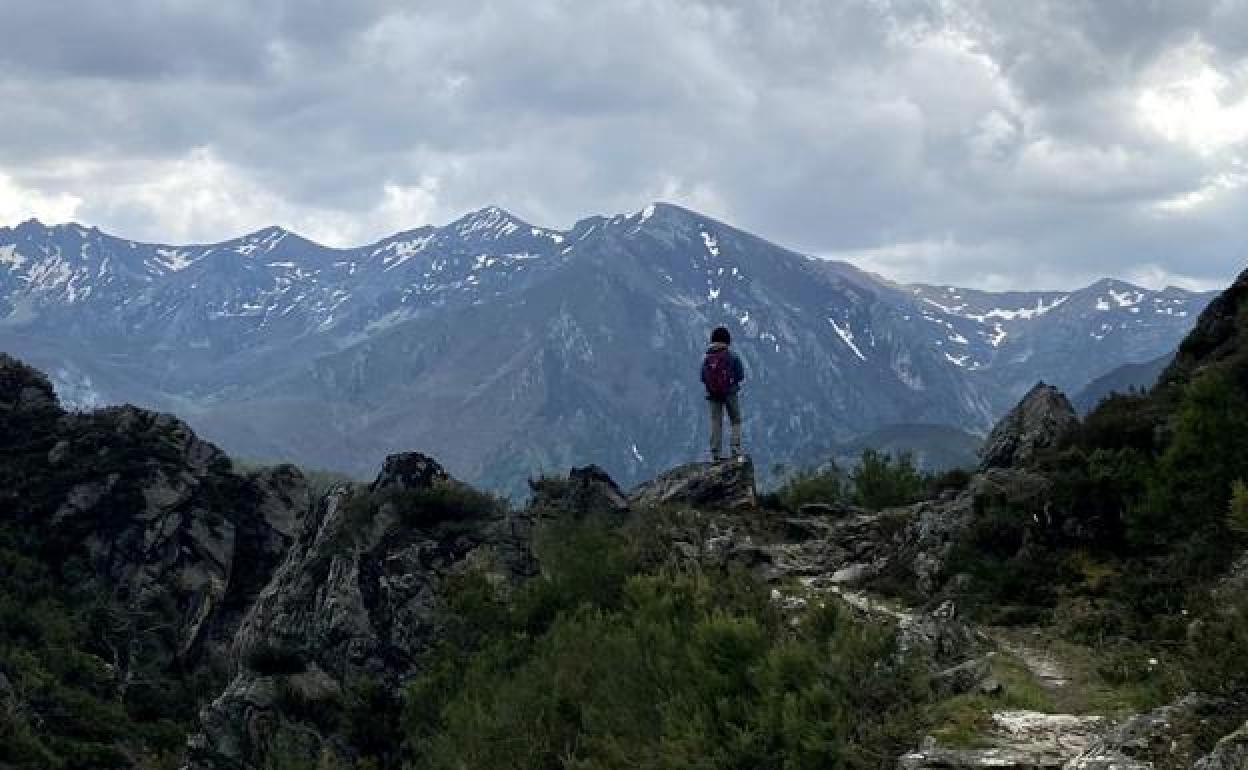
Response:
[0, 203, 1215, 493]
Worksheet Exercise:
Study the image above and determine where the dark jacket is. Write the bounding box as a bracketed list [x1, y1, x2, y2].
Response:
[701, 342, 745, 398]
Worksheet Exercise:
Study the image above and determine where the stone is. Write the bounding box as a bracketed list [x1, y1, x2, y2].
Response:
[629, 455, 757, 510]
[797, 502, 861, 519]
[0, 352, 59, 412]
[188, 453, 534, 770]
[901, 711, 1106, 769]
[1194, 720, 1248, 770]
[979, 677, 1003, 696]
[529, 464, 629, 516]
[979, 382, 1078, 471]
[933, 656, 993, 696]
[1064, 693, 1225, 770]
[370, 452, 449, 494]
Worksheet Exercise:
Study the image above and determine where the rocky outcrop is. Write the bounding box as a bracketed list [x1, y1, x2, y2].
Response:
[1064, 694, 1228, 770]
[1159, 265, 1248, 393]
[1195, 719, 1248, 770]
[630, 455, 757, 510]
[53, 406, 306, 665]
[528, 464, 630, 516]
[1, 354, 308, 675]
[979, 382, 1078, 471]
[901, 711, 1107, 769]
[0, 352, 58, 413]
[189, 452, 535, 770]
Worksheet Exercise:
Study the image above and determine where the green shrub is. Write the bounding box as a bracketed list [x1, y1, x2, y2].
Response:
[776, 450, 934, 512]
[1129, 367, 1248, 551]
[772, 463, 846, 509]
[1228, 479, 1248, 537]
[851, 449, 928, 510]
[1187, 595, 1248, 695]
[926, 467, 972, 497]
[403, 518, 930, 770]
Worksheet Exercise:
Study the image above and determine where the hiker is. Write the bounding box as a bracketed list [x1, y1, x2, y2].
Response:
[701, 325, 746, 462]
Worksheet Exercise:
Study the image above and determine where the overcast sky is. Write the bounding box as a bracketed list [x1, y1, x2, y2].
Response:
[1, 1, 1246, 290]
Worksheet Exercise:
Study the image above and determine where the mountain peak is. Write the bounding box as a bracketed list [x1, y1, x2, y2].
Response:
[449, 205, 532, 235]
[630, 201, 709, 225]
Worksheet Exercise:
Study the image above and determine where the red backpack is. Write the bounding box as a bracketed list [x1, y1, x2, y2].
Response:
[702, 349, 736, 400]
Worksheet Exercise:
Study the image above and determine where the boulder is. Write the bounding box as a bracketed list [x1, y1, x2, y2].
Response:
[933, 655, 993, 697]
[630, 455, 757, 510]
[979, 383, 1078, 471]
[370, 451, 449, 494]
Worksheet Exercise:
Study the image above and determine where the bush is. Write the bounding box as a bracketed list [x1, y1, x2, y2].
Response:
[772, 463, 846, 509]
[1129, 367, 1248, 552]
[774, 450, 934, 512]
[403, 518, 930, 770]
[851, 449, 928, 510]
[1228, 479, 1248, 538]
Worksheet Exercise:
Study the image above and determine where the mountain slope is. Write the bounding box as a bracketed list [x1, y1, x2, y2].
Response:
[0, 205, 1215, 493]
[1072, 351, 1175, 414]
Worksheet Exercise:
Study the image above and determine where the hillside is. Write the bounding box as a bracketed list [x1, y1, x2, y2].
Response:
[1072, 351, 1175, 414]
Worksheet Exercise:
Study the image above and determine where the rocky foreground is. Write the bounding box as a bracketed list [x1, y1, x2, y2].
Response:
[3, 343, 1248, 769]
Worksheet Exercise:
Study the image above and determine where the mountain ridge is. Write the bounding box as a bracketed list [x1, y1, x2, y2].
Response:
[0, 204, 1217, 494]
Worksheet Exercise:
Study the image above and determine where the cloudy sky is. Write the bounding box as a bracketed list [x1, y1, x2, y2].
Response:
[1, 1, 1246, 290]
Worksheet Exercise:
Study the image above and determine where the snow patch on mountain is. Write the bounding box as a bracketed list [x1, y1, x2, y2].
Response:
[829, 318, 867, 361]
[1107, 287, 1144, 307]
[0, 245, 26, 270]
[988, 323, 1008, 347]
[456, 207, 520, 239]
[154, 248, 196, 272]
[701, 231, 720, 257]
[925, 294, 1070, 322]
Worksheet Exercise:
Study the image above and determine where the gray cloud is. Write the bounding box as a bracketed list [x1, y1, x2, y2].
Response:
[0, 0, 1245, 290]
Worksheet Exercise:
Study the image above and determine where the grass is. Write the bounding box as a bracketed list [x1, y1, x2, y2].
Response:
[987, 625, 1190, 717]
[925, 652, 1056, 749]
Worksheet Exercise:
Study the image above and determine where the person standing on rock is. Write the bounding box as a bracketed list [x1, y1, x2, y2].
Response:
[701, 325, 746, 462]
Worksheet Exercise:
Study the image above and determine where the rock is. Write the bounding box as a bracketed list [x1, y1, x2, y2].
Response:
[831, 590, 982, 665]
[3, 391, 304, 674]
[247, 464, 312, 540]
[528, 464, 629, 516]
[1194, 720, 1248, 770]
[630, 455, 757, 510]
[370, 451, 449, 493]
[189, 453, 534, 769]
[979, 382, 1078, 471]
[979, 677, 1003, 696]
[933, 656, 993, 696]
[1064, 693, 1225, 770]
[0, 352, 59, 413]
[779, 515, 841, 541]
[1158, 265, 1248, 394]
[901, 605, 983, 665]
[901, 711, 1106, 769]
[798, 502, 861, 519]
